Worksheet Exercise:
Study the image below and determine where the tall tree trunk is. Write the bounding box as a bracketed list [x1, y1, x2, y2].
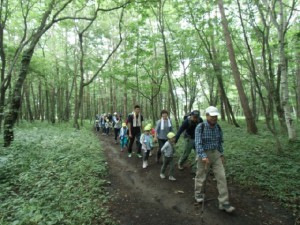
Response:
[30, 82, 38, 119]
[261, 0, 297, 140]
[255, 2, 285, 130]
[0, 0, 9, 132]
[24, 81, 34, 121]
[45, 85, 50, 122]
[186, 0, 238, 127]
[110, 77, 113, 114]
[237, 0, 282, 151]
[4, 47, 35, 146]
[3, 0, 73, 146]
[158, 0, 179, 129]
[123, 76, 128, 117]
[38, 81, 44, 121]
[218, 0, 257, 134]
[296, 31, 300, 119]
[50, 87, 56, 124]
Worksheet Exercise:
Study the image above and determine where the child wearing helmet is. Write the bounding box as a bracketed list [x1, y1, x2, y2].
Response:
[160, 132, 177, 181]
[140, 124, 153, 168]
[119, 123, 129, 152]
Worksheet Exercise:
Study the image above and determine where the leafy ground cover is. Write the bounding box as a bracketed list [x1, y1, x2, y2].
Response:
[0, 122, 115, 225]
[222, 120, 300, 215]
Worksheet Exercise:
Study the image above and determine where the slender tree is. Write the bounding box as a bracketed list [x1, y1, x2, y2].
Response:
[261, 0, 297, 140]
[218, 0, 257, 134]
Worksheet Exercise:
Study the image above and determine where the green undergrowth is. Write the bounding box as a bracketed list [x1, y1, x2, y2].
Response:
[175, 119, 300, 215]
[0, 122, 116, 225]
[215, 120, 299, 215]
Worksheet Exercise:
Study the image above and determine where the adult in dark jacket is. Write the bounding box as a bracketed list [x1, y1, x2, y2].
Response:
[127, 105, 144, 158]
[175, 110, 203, 172]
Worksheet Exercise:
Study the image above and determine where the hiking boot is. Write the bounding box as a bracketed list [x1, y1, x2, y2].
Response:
[137, 153, 142, 158]
[195, 194, 204, 203]
[142, 161, 148, 169]
[160, 173, 166, 179]
[219, 203, 235, 213]
[128, 153, 132, 158]
[169, 176, 176, 181]
[178, 164, 184, 170]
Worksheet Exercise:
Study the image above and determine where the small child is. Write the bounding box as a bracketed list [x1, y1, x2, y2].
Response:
[140, 124, 153, 169]
[160, 132, 176, 181]
[95, 120, 100, 132]
[119, 123, 128, 152]
[105, 118, 110, 136]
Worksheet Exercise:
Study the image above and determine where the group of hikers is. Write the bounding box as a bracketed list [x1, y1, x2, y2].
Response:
[95, 105, 235, 213]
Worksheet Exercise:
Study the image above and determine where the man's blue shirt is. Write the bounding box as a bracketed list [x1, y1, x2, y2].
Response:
[195, 121, 224, 158]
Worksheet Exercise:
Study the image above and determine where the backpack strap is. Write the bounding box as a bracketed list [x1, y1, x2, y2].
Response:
[200, 123, 221, 141]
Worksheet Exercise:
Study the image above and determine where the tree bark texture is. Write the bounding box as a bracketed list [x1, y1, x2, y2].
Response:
[218, 0, 257, 134]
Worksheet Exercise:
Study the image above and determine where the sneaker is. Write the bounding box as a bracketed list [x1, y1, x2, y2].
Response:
[219, 203, 235, 213]
[120, 148, 123, 152]
[128, 153, 132, 158]
[149, 151, 152, 157]
[178, 164, 184, 170]
[160, 173, 166, 179]
[169, 176, 176, 181]
[142, 161, 148, 169]
[137, 153, 142, 158]
[195, 194, 204, 203]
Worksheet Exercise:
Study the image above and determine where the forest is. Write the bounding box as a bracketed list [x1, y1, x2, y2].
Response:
[0, 0, 299, 145]
[0, 0, 299, 224]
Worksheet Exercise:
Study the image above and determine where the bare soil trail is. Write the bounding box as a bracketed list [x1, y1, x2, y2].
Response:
[98, 133, 295, 225]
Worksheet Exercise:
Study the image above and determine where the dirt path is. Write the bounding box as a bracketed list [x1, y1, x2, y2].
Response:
[98, 133, 295, 225]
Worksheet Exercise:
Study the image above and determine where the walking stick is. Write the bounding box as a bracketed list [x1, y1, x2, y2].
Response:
[200, 162, 210, 224]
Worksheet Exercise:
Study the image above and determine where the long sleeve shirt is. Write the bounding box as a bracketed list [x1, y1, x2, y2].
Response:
[161, 141, 175, 157]
[155, 119, 173, 140]
[120, 127, 128, 138]
[195, 121, 224, 159]
[140, 133, 153, 151]
[175, 117, 203, 142]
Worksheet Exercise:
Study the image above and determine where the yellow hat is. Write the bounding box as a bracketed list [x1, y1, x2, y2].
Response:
[122, 123, 126, 127]
[167, 132, 175, 139]
[144, 124, 152, 131]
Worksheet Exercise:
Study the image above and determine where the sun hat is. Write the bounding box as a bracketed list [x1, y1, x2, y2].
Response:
[205, 106, 220, 116]
[167, 132, 176, 139]
[122, 123, 126, 127]
[144, 124, 152, 131]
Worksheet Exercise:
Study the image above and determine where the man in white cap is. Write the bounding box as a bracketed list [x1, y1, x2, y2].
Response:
[194, 106, 235, 213]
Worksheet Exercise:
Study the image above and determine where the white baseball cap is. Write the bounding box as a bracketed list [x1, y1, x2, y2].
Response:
[205, 106, 220, 116]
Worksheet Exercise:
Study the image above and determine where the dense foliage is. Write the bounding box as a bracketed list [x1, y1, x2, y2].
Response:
[0, 122, 116, 225]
